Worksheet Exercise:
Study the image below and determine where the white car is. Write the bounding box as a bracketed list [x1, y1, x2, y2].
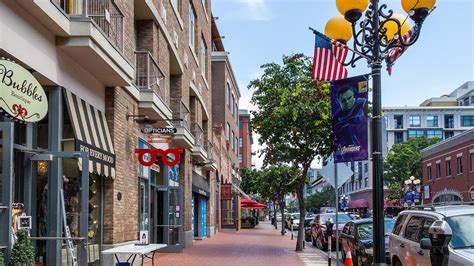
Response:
[389, 204, 474, 266]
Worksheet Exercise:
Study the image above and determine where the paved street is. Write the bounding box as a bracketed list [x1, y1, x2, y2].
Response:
[147, 222, 327, 266]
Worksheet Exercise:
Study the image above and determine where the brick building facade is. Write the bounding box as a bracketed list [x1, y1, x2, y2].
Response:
[239, 110, 253, 170]
[0, 0, 238, 264]
[421, 129, 474, 204]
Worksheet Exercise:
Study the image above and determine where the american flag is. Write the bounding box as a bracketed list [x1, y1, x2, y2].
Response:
[312, 31, 349, 81]
[386, 26, 419, 75]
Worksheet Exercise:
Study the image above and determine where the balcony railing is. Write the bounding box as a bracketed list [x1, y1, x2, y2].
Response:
[192, 123, 204, 147]
[172, 101, 190, 131]
[52, 0, 124, 51]
[135, 51, 165, 100]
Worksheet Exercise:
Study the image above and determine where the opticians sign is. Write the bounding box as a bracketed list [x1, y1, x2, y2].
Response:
[0, 59, 48, 123]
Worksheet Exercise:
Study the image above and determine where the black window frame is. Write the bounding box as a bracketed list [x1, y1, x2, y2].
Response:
[436, 163, 441, 179]
[446, 160, 451, 176]
[419, 217, 435, 240]
[427, 165, 432, 180]
[470, 153, 474, 172]
[457, 156, 463, 174]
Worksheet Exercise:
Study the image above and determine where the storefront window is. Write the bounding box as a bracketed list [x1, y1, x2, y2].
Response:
[222, 199, 234, 225]
[168, 188, 180, 245]
[139, 179, 149, 232]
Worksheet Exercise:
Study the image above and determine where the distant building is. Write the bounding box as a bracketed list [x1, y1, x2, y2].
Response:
[239, 109, 253, 169]
[421, 129, 474, 204]
[384, 81, 474, 151]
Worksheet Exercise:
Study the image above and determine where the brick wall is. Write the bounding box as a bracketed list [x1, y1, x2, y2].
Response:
[115, 0, 135, 63]
[104, 87, 139, 244]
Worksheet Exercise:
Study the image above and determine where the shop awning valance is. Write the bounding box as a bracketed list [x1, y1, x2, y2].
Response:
[64, 90, 116, 178]
[348, 199, 369, 209]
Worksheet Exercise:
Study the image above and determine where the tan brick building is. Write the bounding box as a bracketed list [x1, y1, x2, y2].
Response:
[0, 0, 229, 264]
[239, 109, 253, 170]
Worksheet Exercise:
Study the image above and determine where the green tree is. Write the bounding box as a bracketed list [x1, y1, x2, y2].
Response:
[11, 229, 35, 265]
[250, 54, 333, 251]
[304, 186, 336, 212]
[256, 165, 300, 234]
[240, 167, 257, 195]
[384, 136, 441, 197]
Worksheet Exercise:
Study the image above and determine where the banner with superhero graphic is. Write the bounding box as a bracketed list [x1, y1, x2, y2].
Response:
[330, 74, 369, 163]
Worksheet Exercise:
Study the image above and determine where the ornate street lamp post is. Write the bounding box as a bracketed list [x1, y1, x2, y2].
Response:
[325, 0, 436, 264]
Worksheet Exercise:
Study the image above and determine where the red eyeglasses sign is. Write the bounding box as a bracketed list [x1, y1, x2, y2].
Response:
[135, 148, 183, 167]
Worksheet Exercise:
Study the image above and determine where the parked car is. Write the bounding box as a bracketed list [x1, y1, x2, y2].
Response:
[311, 213, 353, 251]
[304, 217, 314, 241]
[340, 218, 395, 266]
[320, 207, 336, 213]
[389, 204, 474, 266]
[285, 213, 300, 230]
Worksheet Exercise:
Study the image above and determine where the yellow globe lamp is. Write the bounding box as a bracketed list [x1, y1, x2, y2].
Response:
[325, 15, 353, 43]
[383, 14, 411, 41]
[401, 0, 435, 23]
[336, 0, 369, 23]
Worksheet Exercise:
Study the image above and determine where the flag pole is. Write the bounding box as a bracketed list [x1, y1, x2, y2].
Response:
[309, 27, 371, 61]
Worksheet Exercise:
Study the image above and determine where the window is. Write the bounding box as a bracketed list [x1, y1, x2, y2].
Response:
[426, 115, 438, 127]
[394, 132, 404, 144]
[393, 215, 407, 235]
[226, 123, 230, 141]
[239, 120, 243, 128]
[445, 131, 454, 139]
[226, 83, 230, 107]
[436, 163, 441, 178]
[201, 37, 207, 76]
[239, 138, 243, 147]
[231, 131, 234, 150]
[394, 115, 403, 129]
[409, 115, 421, 127]
[364, 177, 368, 187]
[420, 218, 435, 240]
[426, 130, 442, 139]
[239, 154, 243, 162]
[470, 153, 474, 172]
[457, 156, 463, 174]
[446, 160, 451, 176]
[461, 116, 474, 127]
[464, 98, 470, 106]
[235, 137, 238, 153]
[232, 94, 235, 117]
[188, 4, 197, 52]
[408, 129, 424, 139]
[471, 96, 474, 105]
[172, 0, 181, 13]
[364, 163, 368, 173]
[235, 104, 238, 119]
[404, 216, 423, 242]
[427, 166, 432, 180]
[444, 115, 454, 128]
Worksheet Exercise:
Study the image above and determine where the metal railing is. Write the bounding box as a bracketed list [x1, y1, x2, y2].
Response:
[135, 51, 165, 100]
[172, 101, 190, 131]
[192, 123, 204, 147]
[52, 0, 124, 51]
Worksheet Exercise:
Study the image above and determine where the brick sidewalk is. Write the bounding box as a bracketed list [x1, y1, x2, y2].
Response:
[146, 221, 327, 266]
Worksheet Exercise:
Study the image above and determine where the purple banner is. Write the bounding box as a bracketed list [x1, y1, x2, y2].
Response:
[330, 74, 369, 163]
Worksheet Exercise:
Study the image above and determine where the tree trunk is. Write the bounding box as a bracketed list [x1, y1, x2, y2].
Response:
[272, 200, 278, 229]
[295, 166, 309, 251]
[280, 200, 286, 235]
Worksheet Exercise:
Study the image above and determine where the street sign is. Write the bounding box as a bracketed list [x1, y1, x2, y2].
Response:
[141, 127, 177, 134]
[319, 156, 353, 189]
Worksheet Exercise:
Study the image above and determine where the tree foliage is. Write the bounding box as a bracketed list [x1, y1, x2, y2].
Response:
[250, 54, 333, 250]
[255, 165, 300, 234]
[304, 186, 336, 212]
[240, 167, 257, 195]
[384, 136, 441, 197]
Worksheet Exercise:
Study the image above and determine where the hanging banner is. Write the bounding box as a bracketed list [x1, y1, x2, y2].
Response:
[0, 59, 48, 122]
[330, 74, 369, 163]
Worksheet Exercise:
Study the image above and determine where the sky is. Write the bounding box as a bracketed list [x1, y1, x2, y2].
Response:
[212, 0, 474, 169]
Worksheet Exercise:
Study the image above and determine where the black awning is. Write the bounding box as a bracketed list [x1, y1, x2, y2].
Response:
[192, 170, 210, 197]
[64, 89, 116, 178]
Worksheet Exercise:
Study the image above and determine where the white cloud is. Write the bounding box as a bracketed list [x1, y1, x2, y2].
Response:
[215, 0, 272, 21]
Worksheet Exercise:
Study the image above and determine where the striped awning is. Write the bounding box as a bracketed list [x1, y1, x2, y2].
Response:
[64, 90, 116, 178]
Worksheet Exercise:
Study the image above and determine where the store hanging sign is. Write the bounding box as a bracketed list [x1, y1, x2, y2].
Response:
[141, 127, 177, 134]
[135, 148, 183, 166]
[0, 58, 48, 123]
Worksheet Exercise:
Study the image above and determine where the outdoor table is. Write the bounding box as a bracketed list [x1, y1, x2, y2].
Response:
[102, 243, 167, 266]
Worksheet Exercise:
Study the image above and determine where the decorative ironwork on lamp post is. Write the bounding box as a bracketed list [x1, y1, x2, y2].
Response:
[325, 0, 436, 264]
